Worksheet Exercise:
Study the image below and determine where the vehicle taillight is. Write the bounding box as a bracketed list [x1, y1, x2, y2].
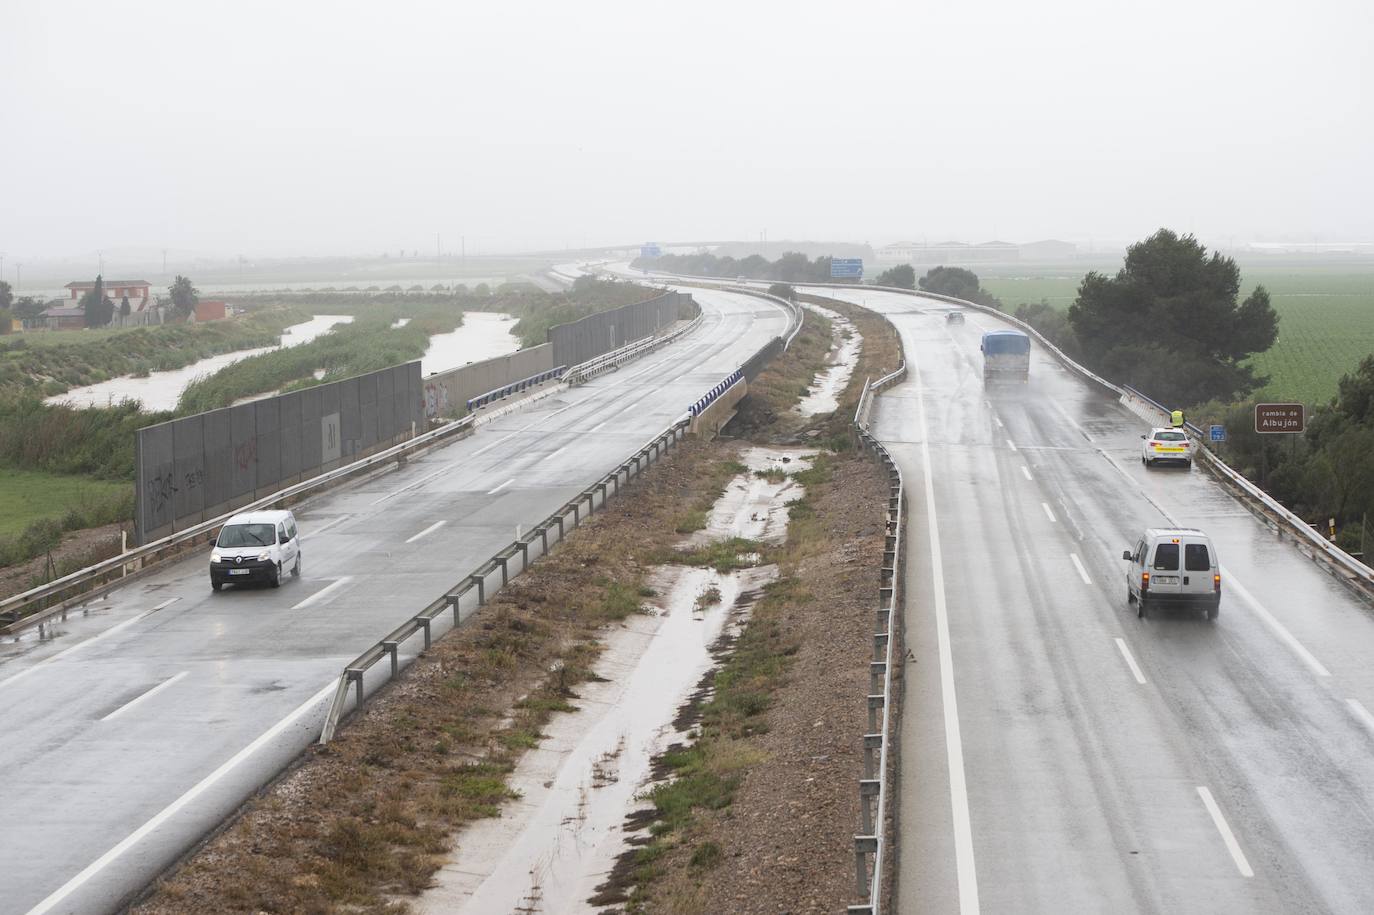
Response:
[1214, 573, 1221, 592]
[1141, 572, 1150, 592]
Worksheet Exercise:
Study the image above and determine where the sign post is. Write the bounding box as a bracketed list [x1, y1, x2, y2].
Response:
[1209, 424, 1226, 443]
[830, 258, 863, 280]
[1254, 403, 1305, 434]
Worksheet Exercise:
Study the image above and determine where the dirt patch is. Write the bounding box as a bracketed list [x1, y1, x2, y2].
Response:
[130, 440, 748, 915]
[0, 522, 125, 602]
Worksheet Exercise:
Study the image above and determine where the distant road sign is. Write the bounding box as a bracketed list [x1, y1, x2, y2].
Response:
[1255, 403, 1305, 434]
[1210, 424, 1226, 442]
[640, 243, 662, 258]
[830, 258, 863, 279]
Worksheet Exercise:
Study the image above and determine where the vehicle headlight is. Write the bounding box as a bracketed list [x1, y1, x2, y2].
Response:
[257, 551, 272, 561]
[211, 553, 222, 563]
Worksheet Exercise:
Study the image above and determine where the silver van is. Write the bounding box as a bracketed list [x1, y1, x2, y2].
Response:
[1123, 528, 1220, 620]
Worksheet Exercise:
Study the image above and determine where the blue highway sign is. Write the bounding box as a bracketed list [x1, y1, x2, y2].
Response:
[1210, 424, 1226, 442]
[830, 258, 863, 278]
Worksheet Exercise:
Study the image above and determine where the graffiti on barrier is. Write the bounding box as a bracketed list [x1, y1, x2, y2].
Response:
[234, 437, 257, 472]
[146, 469, 178, 514]
[425, 382, 449, 418]
[183, 467, 205, 491]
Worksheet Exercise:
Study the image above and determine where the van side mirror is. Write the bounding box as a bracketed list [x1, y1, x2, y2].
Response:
[1122, 550, 1133, 561]
[1139, 434, 1147, 439]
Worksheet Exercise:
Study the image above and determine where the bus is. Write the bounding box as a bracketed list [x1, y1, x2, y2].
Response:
[980, 330, 1030, 381]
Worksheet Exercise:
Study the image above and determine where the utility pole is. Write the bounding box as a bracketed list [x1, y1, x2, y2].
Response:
[15, 263, 21, 291]
[162, 249, 167, 275]
[436, 232, 441, 263]
[461, 235, 466, 263]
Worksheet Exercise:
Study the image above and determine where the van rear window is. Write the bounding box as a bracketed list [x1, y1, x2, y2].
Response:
[1185, 543, 1210, 571]
[1152, 543, 1179, 571]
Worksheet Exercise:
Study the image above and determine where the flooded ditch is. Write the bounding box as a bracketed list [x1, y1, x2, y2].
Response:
[416, 447, 815, 914]
[795, 302, 861, 418]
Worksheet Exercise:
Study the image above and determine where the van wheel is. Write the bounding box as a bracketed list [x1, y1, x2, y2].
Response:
[1127, 587, 1136, 604]
[292, 554, 301, 577]
[1138, 597, 1149, 619]
[1207, 599, 1219, 621]
[269, 563, 281, 588]
[211, 581, 222, 593]
[1185, 460, 1193, 469]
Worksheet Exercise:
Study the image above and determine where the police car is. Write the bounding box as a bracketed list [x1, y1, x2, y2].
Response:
[1141, 428, 1193, 468]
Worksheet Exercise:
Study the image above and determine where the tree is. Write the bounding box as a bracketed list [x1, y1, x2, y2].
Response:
[0, 307, 11, 334]
[875, 264, 916, 289]
[0, 280, 12, 311]
[1067, 230, 1278, 405]
[1333, 354, 1374, 428]
[12, 296, 44, 320]
[767, 282, 796, 301]
[919, 266, 982, 300]
[168, 275, 199, 320]
[119, 295, 131, 318]
[81, 275, 107, 327]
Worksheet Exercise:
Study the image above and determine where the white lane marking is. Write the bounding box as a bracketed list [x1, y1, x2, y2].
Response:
[1223, 570, 1330, 678]
[1348, 699, 1374, 735]
[291, 577, 353, 611]
[589, 419, 610, 433]
[1006, 439, 1017, 452]
[1070, 553, 1093, 585]
[994, 416, 1004, 429]
[1042, 502, 1057, 523]
[369, 462, 454, 505]
[1020, 466, 1033, 481]
[0, 599, 178, 692]
[487, 478, 514, 495]
[27, 680, 337, 915]
[1197, 786, 1255, 878]
[404, 520, 447, 544]
[911, 348, 981, 913]
[617, 397, 645, 415]
[310, 514, 353, 537]
[100, 671, 189, 722]
[545, 445, 567, 462]
[1114, 638, 1147, 684]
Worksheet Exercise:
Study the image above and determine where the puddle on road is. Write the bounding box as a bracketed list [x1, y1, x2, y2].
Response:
[418, 449, 814, 915]
[795, 303, 861, 417]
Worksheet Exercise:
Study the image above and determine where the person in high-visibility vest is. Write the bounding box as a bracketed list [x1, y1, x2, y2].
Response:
[1170, 409, 1185, 428]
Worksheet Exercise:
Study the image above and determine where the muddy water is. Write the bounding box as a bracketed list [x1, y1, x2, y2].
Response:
[421, 311, 520, 375]
[47, 314, 353, 411]
[795, 303, 861, 417]
[418, 448, 816, 915]
[687, 446, 816, 547]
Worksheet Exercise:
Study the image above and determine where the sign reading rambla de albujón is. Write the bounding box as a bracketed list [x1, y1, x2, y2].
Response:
[1254, 403, 1305, 434]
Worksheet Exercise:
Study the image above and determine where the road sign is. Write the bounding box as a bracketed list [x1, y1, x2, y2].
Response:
[1255, 403, 1305, 434]
[830, 258, 863, 279]
[1210, 424, 1226, 442]
[639, 243, 662, 258]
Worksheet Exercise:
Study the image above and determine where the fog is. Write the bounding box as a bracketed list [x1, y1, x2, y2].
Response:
[2, 0, 1371, 263]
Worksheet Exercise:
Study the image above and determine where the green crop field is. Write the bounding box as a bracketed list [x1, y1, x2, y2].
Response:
[0, 469, 131, 540]
[975, 263, 1374, 406]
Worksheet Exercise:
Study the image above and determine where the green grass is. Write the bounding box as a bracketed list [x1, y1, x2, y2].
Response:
[0, 469, 131, 539]
[977, 265, 1374, 406]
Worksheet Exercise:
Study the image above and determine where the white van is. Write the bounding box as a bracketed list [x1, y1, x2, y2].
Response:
[210, 509, 301, 591]
[1123, 528, 1220, 620]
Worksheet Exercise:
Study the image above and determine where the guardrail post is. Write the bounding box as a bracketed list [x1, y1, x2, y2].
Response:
[571, 502, 581, 526]
[471, 574, 485, 606]
[867, 694, 884, 732]
[869, 661, 886, 694]
[496, 555, 509, 586]
[417, 616, 432, 650]
[540, 525, 550, 553]
[859, 779, 880, 834]
[517, 539, 530, 568]
[854, 835, 877, 898]
[863, 733, 882, 779]
[383, 640, 400, 676]
[555, 515, 565, 539]
[349, 669, 365, 707]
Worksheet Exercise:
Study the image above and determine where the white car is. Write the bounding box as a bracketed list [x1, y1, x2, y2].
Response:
[210, 509, 301, 591]
[1141, 428, 1193, 468]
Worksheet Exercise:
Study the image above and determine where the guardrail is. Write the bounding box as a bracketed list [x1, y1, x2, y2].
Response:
[466, 365, 567, 412]
[563, 311, 705, 385]
[688, 370, 744, 418]
[849, 359, 908, 915]
[0, 414, 478, 631]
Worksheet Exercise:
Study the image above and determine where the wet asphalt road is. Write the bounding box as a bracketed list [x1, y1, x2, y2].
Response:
[806, 286, 1374, 915]
[0, 288, 786, 915]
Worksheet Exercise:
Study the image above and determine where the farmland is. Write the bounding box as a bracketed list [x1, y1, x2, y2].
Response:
[976, 262, 1374, 406]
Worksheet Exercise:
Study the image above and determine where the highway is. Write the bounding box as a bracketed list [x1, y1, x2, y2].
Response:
[0, 287, 787, 915]
[806, 285, 1374, 914]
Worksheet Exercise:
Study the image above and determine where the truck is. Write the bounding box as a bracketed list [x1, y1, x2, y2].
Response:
[980, 329, 1030, 382]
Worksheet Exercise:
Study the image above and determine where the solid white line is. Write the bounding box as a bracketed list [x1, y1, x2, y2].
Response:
[0, 599, 177, 692]
[1042, 502, 1057, 523]
[291, 577, 352, 611]
[545, 445, 567, 462]
[1006, 439, 1017, 452]
[100, 671, 189, 722]
[1197, 786, 1255, 877]
[310, 514, 353, 536]
[404, 520, 447, 544]
[1114, 638, 1147, 684]
[487, 478, 514, 495]
[1347, 699, 1374, 735]
[1223, 569, 1330, 677]
[912, 347, 981, 913]
[1070, 553, 1093, 585]
[1020, 466, 1033, 481]
[26, 680, 337, 915]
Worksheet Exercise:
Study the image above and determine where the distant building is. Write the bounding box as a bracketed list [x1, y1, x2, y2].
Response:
[64, 279, 153, 312]
[192, 300, 227, 322]
[42, 305, 87, 330]
[1019, 239, 1078, 261]
[877, 239, 1078, 265]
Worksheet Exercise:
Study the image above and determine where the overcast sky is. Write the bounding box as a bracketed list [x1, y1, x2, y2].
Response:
[2, 0, 1371, 261]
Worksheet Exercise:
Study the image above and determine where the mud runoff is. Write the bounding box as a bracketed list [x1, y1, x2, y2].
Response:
[795, 302, 861, 417]
[415, 450, 815, 914]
